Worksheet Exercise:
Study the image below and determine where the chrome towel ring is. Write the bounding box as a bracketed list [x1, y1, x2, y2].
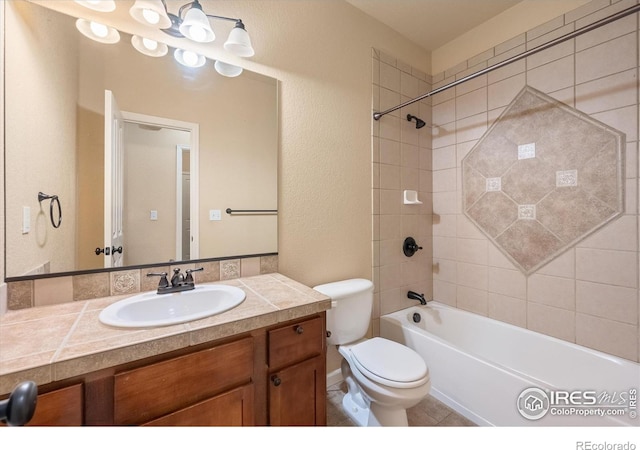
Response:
[38, 192, 62, 228]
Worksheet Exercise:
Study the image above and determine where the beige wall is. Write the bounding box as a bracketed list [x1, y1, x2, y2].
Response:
[4, 0, 78, 276]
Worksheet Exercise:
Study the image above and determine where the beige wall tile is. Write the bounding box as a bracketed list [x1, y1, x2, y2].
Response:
[592, 105, 638, 142]
[380, 214, 401, 240]
[379, 263, 402, 291]
[432, 168, 456, 193]
[527, 56, 574, 94]
[379, 61, 400, 92]
[576, 248, 637, 288]
[576, 32, 637, 84]
[380, 138, 401, 165]
[433, 280, 456, 306]
[433, 214, 457, 237]
[379, 189, 401, 215]
[456, 238, 488, 265]
[488, 73, 526, 110]
[577, 215, 637, 252]
[380, 87, 400, 113]
[457, 262, 488, 290]
[576, 69, 637, 115]
[457, 285, 488, 315]
[433, 236, 456, 260]
[455, 112, 487, 144]
[527, 302, 576, 342]
[576, 313, 638, 361]
[380, 163, 401, 190]
[34, 276, 73, 307]
[433, 258, 457, 284]
[456, 87, 487, 120]
[380, 114, 401, 141]
[380, 238, 404, 265]
[240, 257, 261, 277]
[488, 293, 527, 328]
[433, 145, 456, 170]
[489, 267, 526, 299]
[576, 280, 638, 325]
[536, 249, 575, 278]
[432, 99, 455, 126]
[527, 274, 575, 311]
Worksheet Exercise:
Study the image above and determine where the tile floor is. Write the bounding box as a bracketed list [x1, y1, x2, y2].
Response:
[326, 381, 477, 427]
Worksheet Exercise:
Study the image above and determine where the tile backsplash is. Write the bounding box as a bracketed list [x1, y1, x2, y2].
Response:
[7, 255, 278, 310]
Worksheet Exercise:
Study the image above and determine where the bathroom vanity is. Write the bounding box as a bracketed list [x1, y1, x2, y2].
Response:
[0, 274, 330, 426]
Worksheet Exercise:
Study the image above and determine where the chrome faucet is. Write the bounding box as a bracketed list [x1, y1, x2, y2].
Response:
[147, 267, 204, 294]
[407, 290, 429, 305]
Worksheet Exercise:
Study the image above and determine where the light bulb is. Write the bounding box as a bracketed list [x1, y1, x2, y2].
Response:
[89, 21, 109, 38]
[183, 51, 198, 67]
[142, 8, 160, 25]
[142, 38, 158, 51]
[188, 25, 207, 43]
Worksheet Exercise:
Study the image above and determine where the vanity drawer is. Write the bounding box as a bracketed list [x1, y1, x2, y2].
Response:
[268, 317, 324, 369]
[114, 337, 253, 425]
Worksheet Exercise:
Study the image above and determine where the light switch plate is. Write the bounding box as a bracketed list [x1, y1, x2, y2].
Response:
[209, 209, 221, 221]
[150, 210, 158, 221]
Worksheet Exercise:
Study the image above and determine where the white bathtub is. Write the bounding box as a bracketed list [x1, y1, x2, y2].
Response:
[380, 302, 640, 426]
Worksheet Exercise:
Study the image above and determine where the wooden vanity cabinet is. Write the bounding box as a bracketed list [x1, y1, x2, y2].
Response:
[6, 312, 327, 426]
[267, 316, 326, 426]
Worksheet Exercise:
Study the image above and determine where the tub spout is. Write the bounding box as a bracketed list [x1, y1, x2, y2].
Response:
[407, 290, 428, 305]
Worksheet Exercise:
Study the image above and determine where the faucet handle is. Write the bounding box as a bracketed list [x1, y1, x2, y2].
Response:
[147, 272, 169, 288]
[185, 267, 204, 283]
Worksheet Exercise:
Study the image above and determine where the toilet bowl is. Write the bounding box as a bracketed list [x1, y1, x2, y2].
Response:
[314, 279, 430, 426]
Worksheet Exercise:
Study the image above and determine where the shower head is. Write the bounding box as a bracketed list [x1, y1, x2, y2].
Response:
[407, 114, 426, 129]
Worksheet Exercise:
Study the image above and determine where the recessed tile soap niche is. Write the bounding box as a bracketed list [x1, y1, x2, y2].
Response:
[462, 86, 625, 275]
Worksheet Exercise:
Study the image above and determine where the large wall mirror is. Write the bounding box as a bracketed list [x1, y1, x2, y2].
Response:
[4, 1, 278, 279]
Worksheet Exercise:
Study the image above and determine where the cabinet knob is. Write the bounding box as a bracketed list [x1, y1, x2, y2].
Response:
[271, 375, 281, 387]
[295, 325, 304, 335]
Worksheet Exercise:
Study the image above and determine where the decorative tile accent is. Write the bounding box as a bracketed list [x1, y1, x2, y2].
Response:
[110, 270, 140, 296]
[486, 177, 502, 192]
[518, 143, 536, 160]
[556, 169, 578, 187]
[518, 205, 536, 220]
[462, 86, 624, 274]
[221, 260, 241, 280]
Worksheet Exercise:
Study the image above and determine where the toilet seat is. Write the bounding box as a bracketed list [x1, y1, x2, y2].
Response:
[349, 337, 429, 389]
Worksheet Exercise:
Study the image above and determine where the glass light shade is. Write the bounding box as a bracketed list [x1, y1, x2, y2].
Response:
[129, 0, 172, 29]
[75, 18, 120, 44]
[174, 48, 206, 68]
[179, 7, 215, 43]
[74, 0, 116, 12]
[223, 25, 254, 57]
[131, 35, 168, 57]
[214, 60, 243, 77]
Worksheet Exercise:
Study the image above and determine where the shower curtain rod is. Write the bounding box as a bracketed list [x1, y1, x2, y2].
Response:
[373, 3, 640, 121]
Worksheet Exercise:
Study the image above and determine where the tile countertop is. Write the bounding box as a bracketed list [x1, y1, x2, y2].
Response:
[0, 273, 331, 396]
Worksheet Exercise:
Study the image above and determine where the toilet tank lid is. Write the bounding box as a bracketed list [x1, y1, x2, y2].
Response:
[313, 278, 374, 299]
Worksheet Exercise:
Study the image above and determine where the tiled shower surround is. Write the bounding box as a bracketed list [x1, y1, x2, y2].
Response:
[373, 0, 640, 362]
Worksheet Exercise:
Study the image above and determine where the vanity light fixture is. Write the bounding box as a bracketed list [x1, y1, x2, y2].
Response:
[130, 0, 255, 58]
[131, 35, 168, 57]
[129, 0, 172, 29]
[214, 60, 243, 77]
[75, 18, 120, 44]
[74, 0, 116, 13]
[174, 48, 206, 68]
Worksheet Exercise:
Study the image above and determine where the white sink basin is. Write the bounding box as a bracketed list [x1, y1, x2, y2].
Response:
[99, 285, 246, 328]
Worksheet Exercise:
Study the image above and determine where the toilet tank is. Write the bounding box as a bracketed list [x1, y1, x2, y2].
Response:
[313, 278, 374, 346]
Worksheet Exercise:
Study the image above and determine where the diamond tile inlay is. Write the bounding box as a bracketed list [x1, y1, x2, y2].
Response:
[462, 86, 625, 274]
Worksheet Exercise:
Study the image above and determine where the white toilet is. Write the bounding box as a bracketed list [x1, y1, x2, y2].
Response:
[314, 278, 431, 426]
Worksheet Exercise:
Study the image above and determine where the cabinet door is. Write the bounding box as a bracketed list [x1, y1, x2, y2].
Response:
[269, 356, 326, 426]
[143, 384, 254, 426]
[27, 384, 83, 426]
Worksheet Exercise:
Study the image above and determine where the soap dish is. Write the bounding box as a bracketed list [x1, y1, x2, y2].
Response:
[403, 190, 423, 204]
